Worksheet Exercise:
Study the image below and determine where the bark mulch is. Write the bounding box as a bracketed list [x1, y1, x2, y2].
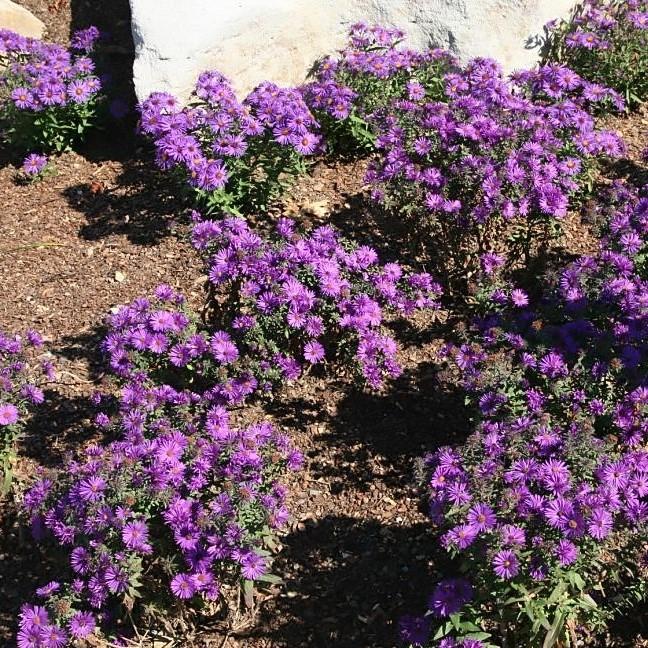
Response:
[1, 2, 648, 647]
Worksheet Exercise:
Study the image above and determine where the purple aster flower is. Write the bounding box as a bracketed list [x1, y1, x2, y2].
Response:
[303, 340, 325, 364]
[444, 523, 478, 549]
[39, 625, 68, 648]
[500, 524, 525, 546]
[104, 564, 129, 593]
[170, 573, 196, 599]
[36, 581, 60, 598]
[538, 352, 568, 378]
[78, 476, 106, 502]
[68, 611, 95, 639]
[429, 577, 473, 617]
[70, 546, 91, 574]
[240, 550, 267, 580]
[492, 549, 519, 579]
[68, 79, 92, 103]
[510, 288, 529, 307]
[480, 252, 505, 275]
[0, 403, 19, 425]
[293, 132, 320, 155]
[555, 539, 578, 566]
[22, 154, 48, 177]
[11, 87, 34, 109]
[588, 507, 613, 540]
[466, 503, 496, 532]
[122, 520, 151, 553]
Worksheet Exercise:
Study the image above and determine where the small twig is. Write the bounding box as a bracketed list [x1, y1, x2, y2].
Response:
[56, 369, 104, 384]
[0, 242, 68, 252]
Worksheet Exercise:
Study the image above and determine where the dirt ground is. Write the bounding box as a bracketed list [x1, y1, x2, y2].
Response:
[1, 2, 647, 647]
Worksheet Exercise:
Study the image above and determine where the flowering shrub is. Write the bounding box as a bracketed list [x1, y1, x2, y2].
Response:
[102, 284, 273, 406]
[367, 57, 624, 292]
[403, 185, 648, 647]
[192, 214, 443, 389]
[511, 62, 625, 112]
[545, 0, 648, 109]
[467, 183, 647, 407]
[302, 22, 458, 154]
[0, 27, 102, 154]
[0, 329, 46, 492]
[20, 152, 49, 181]
[413, 415, 648, 647]
[20, 398, 302, 646]
[139, 73, 321, 215]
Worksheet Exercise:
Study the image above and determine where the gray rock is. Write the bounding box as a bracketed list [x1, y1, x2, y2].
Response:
[129, 0, 578, 103]
[0, 0, 45, 39]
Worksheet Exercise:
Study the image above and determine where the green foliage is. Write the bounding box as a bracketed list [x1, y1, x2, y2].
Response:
[544, 0, 648, 110]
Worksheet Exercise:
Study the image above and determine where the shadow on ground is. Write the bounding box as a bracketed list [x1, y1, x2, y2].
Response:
[242, 516, 447, 648]
[267, 357, 473, 495]
[62, 154, 191, 245]
[70, 0, 139, 162]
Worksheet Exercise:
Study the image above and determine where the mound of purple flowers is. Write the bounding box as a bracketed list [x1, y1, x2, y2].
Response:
[0, 328, 47, 489]
[469, 182, 647, 406]
[403, 184, 648, 647]
[0, 27, 102, 153]
[302, 22, 459, 152]
[102, 284, 270, 406]
[367, 55, 624, 290]
[139, 72, 322, 215]
[192, 213, 443, 389]
[545, 0, 648, 108]
[20, 389, 302, 646]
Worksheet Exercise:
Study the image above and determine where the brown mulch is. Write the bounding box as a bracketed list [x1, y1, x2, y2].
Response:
[1, 2, 648, 647]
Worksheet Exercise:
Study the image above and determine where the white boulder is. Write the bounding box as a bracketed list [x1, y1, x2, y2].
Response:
[0, 0, 45, 39]
[129, 0, 578, 103]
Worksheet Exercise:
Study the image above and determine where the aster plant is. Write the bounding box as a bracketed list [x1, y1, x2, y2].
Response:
[403, 184, 648, 647]
[545, 0, 648, 109]
[0, 27, 102, 154]
[302, 22, 459, 154]
[466, 182, 647, 412]
[20, 393, 302, 646]
[138, 73, 322, 216]
[367, 57, 624, 293]
[101, 284, 265, 406]
[0, 329, 47, 492]
[192, 214, 443, 390]
[20, 152, 49, 182]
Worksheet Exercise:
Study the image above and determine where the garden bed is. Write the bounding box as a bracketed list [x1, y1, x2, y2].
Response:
[1, 2, 648, 648]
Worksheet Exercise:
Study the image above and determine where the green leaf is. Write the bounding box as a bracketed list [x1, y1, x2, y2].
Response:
[243, 579, 255, 608]
[542, 609, 567, 648]
[548, 580, 568, 605]
[256, 573, 284, 585]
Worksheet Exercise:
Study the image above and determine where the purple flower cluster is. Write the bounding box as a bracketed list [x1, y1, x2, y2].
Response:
[102, 284, 268, 405]
[512, 63, 625, 111]
[20, 380, 302, 645]
[0, 329, 46, 485]
[21, 152, 48, 178]
[18, 212, 441, 641]
[192, 213, 443, 389]
[302, 23, 458, 152]
[139, 72, 321, 214]
[0, 27, 102, 153]
[367, 55, 624, 288]
[403, 183, 648, 646]
[545, 0, 648, 108]
[472, 183, 647, 404]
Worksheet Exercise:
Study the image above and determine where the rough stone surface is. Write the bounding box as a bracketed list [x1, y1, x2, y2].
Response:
[130, 0, 579, 103]
[0, 0, 45, 39]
